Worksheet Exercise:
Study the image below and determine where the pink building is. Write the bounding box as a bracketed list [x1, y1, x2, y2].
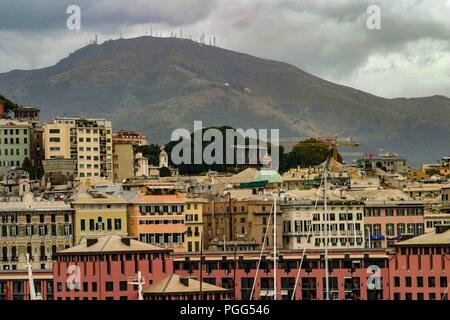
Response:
[364, 200, 425, 248]
[53, 235, 173, 300]
[389, 225, 450, 300]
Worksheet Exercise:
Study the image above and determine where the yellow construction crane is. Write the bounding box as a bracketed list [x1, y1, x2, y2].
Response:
[278, 136, 360, 172]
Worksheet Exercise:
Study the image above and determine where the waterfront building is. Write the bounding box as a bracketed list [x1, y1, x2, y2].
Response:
[53, 235, 172, 300]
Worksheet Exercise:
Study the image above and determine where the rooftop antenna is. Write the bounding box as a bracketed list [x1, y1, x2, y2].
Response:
[94, 34, 98, 45]
[214, 36, 216, 47]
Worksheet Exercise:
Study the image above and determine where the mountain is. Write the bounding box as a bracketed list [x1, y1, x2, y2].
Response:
[0, 36, 449, 165]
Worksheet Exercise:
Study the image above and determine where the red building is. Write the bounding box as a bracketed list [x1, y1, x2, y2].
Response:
[53, 235, 172, 300]
[173, 249, 389, 300]
[47, 233, 449, 300]
[0, 271, 53, 300]
[389, 225, 450, 300]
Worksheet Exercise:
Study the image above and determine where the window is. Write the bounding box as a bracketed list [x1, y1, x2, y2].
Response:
[405, 277, 412, 287]
[80, 219, 86, 231]
[119, 281, 127, 291]
[417, 277, 423, 287]
[394, 277, 400, 287]
[114, 219, 122, 230]
[89, 219, 95, 231]
[428, 277, 436, 288]
[83, 282, 89, 292]
[92, 282, 97, 292]
[105, 282, 114, 292]
[440, 277, 448, 288]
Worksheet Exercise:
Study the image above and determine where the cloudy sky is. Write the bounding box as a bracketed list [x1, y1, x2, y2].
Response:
[1, 0, 450, 98]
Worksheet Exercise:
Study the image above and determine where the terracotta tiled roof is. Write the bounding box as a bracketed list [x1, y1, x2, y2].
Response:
[133, 194, 186, 204]
[144, 274, 229, 294]
[58, 235, 168, 254]
[396, 229, 450, 246]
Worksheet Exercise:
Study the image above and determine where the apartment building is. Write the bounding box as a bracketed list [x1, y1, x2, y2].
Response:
[203, 196, 250, 245]
[0, 193, 74, 271]
[247, 196, 283, 249]
[282, 189, 365, 250]
[127, 193, 187, 252]
[72, 189, 128, 244]
[44, 117, 113, 180]
[185, 197, 207, 252]
[363, 199, 425, 249]
[0, 119, 31, 176]
[13, 107, 44, 168]
[112, 130, 148, 146]
[112, 142, 149, 182]
[358, 154, 409, 174]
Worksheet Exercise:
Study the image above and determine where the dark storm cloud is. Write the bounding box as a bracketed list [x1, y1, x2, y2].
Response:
[1, 0, 450, 97]
[0, 0, 217, 30]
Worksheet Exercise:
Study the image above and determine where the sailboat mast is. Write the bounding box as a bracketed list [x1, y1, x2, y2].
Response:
[273, 194, 277, 301]
[26, 253, 37, 300]
[324, 169, 330, 300]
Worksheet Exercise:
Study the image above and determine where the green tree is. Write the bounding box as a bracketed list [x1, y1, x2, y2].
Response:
[136, 144, 161, 166]
[425, 168, 440, 176]
[21, 157, 43, 180]
[283, 138, 342, 170]
[159, 166, 172, 177]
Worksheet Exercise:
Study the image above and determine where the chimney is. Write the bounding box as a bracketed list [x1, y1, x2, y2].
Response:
[0, 101, 4, 118]
[86, 238, 98, 247]
[121, 238, 131, 246]
[179, 277, 189, 287]
[436, 224, 450, 234]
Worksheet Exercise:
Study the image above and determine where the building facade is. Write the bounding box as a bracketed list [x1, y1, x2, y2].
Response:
[53, 235, 172, 300]
[389, 225, 450, 300]
[127, 194, 187, 252]
[0, 194, 74, 271]
[112, 130, 148, 146]
[44, 117, 113, 180]
[364, 200, 425, 248]
[0, 119, 31, 176]
[72, 189, 128, 244]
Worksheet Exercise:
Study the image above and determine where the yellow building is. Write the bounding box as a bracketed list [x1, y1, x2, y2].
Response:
[185, 197, 208, 252]
[43, 117, 113, 180]
[72, 188, 128, 244]
[247, 196, 283, 249]
[113, 142, 135, 182]
[112, 142, 149, 182]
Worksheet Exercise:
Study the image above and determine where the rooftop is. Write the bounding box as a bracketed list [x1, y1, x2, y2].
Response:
[133, 193, 186, 204]
[57, 235, 168, 254]
[396, 226, 450, 246]
[144, 274, 229, 295]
